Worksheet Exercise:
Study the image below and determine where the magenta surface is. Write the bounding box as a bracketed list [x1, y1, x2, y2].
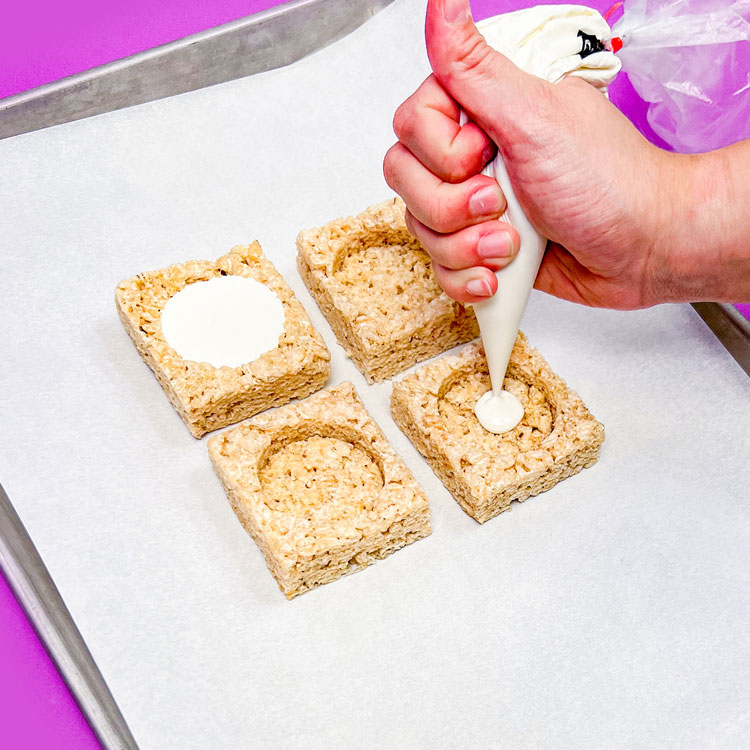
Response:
[1, 1, 746, 748]
[0, 571, 102, 749]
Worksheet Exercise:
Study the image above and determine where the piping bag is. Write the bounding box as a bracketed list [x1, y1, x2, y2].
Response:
[465, 5, 621, 434]
[466, 1, 750, 434]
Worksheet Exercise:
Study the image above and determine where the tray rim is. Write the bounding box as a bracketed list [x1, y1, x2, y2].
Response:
[692, 302, 750, 377]
[0, 0, 395, 141]
[0, 483, 138, 750]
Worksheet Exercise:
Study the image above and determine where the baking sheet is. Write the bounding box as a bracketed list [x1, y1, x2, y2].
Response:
[1, 0, 749, 746]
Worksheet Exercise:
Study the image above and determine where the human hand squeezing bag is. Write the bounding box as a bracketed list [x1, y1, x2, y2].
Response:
[384, 0, 750, 313]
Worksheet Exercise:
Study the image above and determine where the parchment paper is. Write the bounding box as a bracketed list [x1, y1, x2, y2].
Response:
[2, 1, 749, 747]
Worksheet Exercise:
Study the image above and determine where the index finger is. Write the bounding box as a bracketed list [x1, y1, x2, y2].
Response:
[393, 74, 496, 184]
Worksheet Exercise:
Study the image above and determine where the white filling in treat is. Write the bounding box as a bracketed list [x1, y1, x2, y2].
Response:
[160, 276, 285, 368]
[472, 5, 620, 434]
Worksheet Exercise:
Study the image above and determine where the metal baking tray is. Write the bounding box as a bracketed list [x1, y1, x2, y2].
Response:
[693, 302, 750, 377]
[0, 1, 747, 746]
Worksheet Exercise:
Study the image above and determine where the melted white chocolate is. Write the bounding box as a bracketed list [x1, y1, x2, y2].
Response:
[160, 276, 284, 368]
[471, 5, 620, 434]
[475, 389, 525, 434]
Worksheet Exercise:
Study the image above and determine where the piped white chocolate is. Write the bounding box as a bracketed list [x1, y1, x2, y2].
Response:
[160, 276, 284, 368]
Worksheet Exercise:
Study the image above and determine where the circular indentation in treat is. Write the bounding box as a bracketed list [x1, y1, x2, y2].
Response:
[160, 276, 284, 368]
[259, 436, 384, 520]
[438, 367, 554, 453]
[333, 243, 441, 333]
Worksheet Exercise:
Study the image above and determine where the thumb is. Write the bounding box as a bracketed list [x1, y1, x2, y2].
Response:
[425, 0, 541, 144]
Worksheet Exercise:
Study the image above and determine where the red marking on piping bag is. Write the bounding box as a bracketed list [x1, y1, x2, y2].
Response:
[610, 36, 623, 52]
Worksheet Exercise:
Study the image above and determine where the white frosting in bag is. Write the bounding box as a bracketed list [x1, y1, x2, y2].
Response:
[160, 276, 285, 368]
[477, 5, 620, 87]
[471, 5, 620, 434]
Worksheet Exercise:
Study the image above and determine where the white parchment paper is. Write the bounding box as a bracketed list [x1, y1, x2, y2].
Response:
[2, 1, 750, 747]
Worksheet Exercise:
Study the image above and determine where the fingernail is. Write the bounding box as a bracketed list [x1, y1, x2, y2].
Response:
[469, 186, 503, 217]
[477, 232, 512, 260]
[442, 0, 470, 24]
[481, 143, 495, 165]
[466, 278, 493, 297]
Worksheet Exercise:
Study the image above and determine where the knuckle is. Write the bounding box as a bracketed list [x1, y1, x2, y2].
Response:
[392, 104, 412, 140]
[440, 126, 490, 183]
[403, 209, 417, 237]
[382, 144, 403, 189]
[382, 150, 397, 189]
[423, 242, 443, 267]
[422, 235, 445, 264]
[431, 261, 449, 285]
[451, 37, 495, 81]
[442, 148, 479, 183]
[436, 151, 464, 183]
[423, 73, 439, 92]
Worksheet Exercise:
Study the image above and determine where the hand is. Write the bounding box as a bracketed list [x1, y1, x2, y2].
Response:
[383, 0, 683, 309]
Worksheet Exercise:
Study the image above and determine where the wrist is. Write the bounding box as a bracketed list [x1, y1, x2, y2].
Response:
[645, 142, 750, 305]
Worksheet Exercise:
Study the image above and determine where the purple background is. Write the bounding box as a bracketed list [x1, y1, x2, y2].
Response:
[1, 1, 747, 748]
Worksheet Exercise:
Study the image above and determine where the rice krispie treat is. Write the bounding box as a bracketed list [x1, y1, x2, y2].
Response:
[391, 336, 604, 523]
[208, 382, 431, 598]
[296, 198, 479, 383]
[115, 243, 330, 438]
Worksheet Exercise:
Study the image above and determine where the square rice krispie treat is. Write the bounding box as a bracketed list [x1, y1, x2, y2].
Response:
[115, 243, 330, 438]
[296, 198, 479, 383]
[208, 382, 431, 598]
[391, 335, 604, 523]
